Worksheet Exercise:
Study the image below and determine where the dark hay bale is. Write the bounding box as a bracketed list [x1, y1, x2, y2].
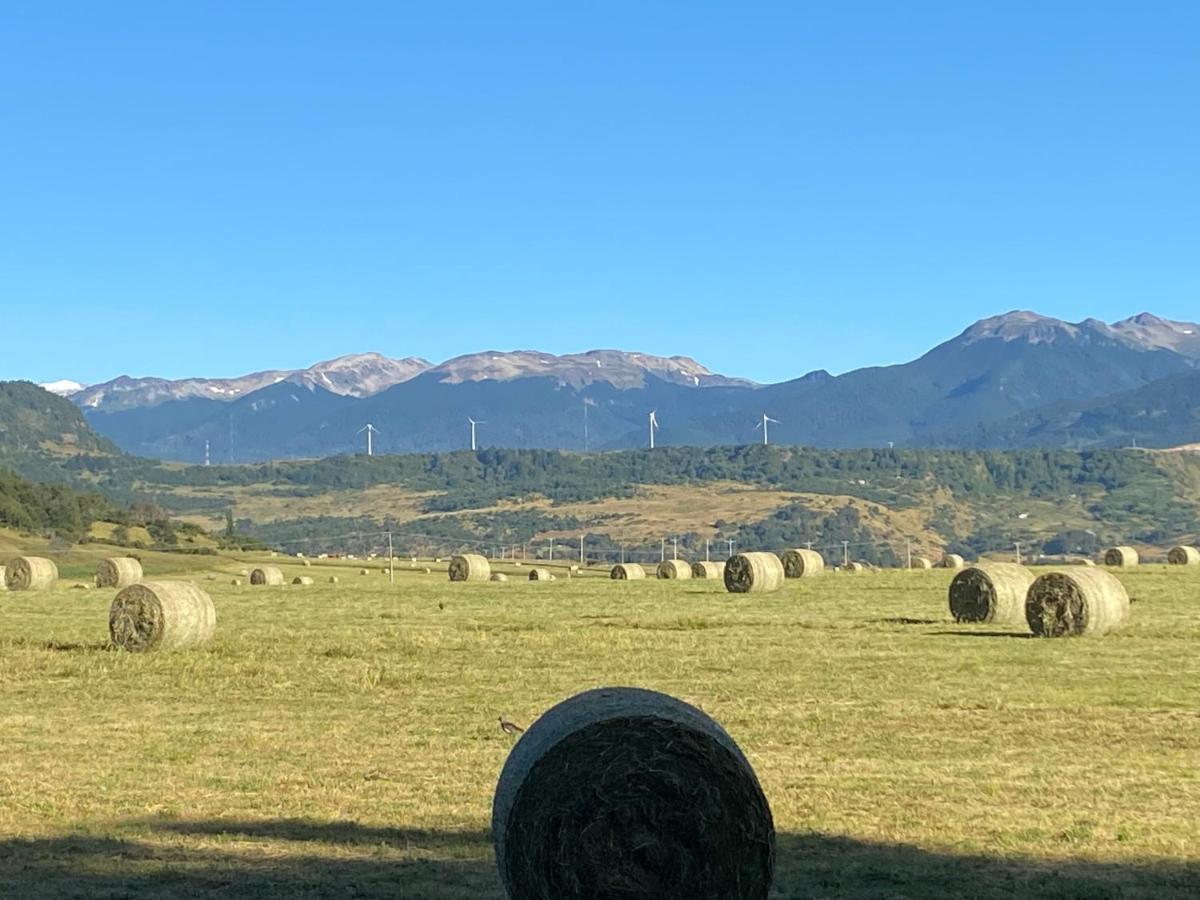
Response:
[292, 576, 314, 585]
[656, 559, 692, 580]
[529, 567, 555, 581]
[691, 561, 725, 579]
[610, 563, 647, 580]
[948, 563, 1035, 626]
[109, 581, 215, 652]
[940, 554, 966, 570]
[96, 557, 143, 589]
[360, 568, 370, 575]
[724, 552, 785, 594]
[1167, 546, 1200, 565]
[780, 549, 824, 578]
[1025, 569, 1130, 637]
[1103, 546, 1139, 567]
[250, 566, 284, 586]
[5, 557, 58, 591]
[492, 686, 774, 900]
[449, 553, 491, 582]
[328, 575, 340, 584]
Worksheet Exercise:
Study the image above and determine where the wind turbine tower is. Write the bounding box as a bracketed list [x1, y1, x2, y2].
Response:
[648, 410, 659, 450]
[755, 413, 780, 446]
[357, 423, 379, 456]
[468, 418, 485, 451]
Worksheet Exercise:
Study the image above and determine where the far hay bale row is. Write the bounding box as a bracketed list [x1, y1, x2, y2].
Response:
[692, 560, 725, 579]
[4, 557, 57, 591]
[250, 566, 285, 586]
[657, 559, 691, 580]
[448, 553, 491, 582]
[529, 567, 555, 581]
[292, 576, 314, 586]
[109, 581, 215, 652]
[781, 548, 824, 578]
[949, 562, 1036, 626]
[96, 556, 143, 589]
[909, 556, 933, 570]
[610, 563, 646, 580]
[328, 575, 339, 584]
[725, 552, 785, 594]
[1168, 545, 1200, 565]
[940, 553, 965, 570]
[492, 686, 774, 900]
[1103, 546, 1139, 567]
[1026, 569, 1130, 637]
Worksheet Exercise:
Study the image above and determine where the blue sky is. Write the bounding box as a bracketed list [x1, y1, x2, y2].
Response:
[2, 1, 1197, 386]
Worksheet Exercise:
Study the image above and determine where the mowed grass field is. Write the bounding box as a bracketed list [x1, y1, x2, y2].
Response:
[1, 557, 1198, 898]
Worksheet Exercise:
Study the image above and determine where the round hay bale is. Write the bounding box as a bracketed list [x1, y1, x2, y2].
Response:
[569, 564, 580, 573]
[490, 572, 509, 582]
[780, 548, 824, 578]
[70, 583, 91, 590]
[96, 557, 143, 589]
[949, 563, 1036, 626]
[845, 561, 866, 573]
[238, 568, 249, 576]
[292, 576, 314, 586]
[1167, 545, 1200, 566]
[359, 568, 370, 575]
[4, 557, 58, 591]
[249, 566, 284, 586]
[940, 553, 966, 570]
[0, 565, 6, 591]
[610, 563, 647, 580]
[492, 686, 774, 900]
[1103, 546, 1139, 567]
[1026, 569, 1130, 637]
[302, 558, 312, 567]
[422, 567, 432, 574]
[692, 560, 726, 579]
[448, 553, 491, 582]
[909, 556, 933, 570]
[231, 578, 242, 586]
[529, 567, 555, 581]
[109, 581, 216, 652]
[328, 575, 340, 584]
[656, 559, 692, 580]
[724, 552, 785, 594]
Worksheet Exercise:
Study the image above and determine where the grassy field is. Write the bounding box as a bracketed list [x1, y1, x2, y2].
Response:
[0, 554, 1198, 898]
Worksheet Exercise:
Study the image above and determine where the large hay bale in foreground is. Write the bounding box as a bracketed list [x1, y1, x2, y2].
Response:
[249, 566, 284, 586]
[1026, 569, 1130, 637]
[692, 560, 726, 579]
[109, 581, 215, 652]
[724, 552, 785, 594]
[940, 553, 966, 570]
[492, 686, 774, 900]
[656, 559, 692, 580]
[610, 563, 646, 580]
[4, 557, 58, 591]
[949, 563, 1036, 626]
[292, 576, 314, 586]
[910, 556, 933, 570]
[96, 557, 143, 589]
[1103, 546, 1139, 567]
[448, 553, 491, 582]
[529, 567, 555, 581]
[781, 548, 824, 578]
[1167, 545, 1200, 566]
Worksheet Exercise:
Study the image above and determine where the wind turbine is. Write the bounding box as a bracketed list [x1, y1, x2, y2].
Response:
[357, 423, 380, 456]
[468, 417, 486, 451]
[648, 410, 659, 450]
[755, 413, 780, 446]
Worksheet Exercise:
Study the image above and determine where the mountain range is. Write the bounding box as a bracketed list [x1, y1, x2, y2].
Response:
[35, 311, 1200, 462]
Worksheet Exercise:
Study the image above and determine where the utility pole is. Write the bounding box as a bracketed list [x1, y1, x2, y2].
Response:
[580, 534, 585, 565]
[843, 541, 849, 567]
[805, 541, 813, 551]
[387, 531, 394, 584]
[661, 538, 666, 562]
[1015, 542, 1022, 566]
[705, 539, 710, 562]
[620, 544, 625, 564]
[906, 540, 912, 571]
[672, 536, 678, 560]
[726, 538, 735, 558]
[204, 440, 210, 467]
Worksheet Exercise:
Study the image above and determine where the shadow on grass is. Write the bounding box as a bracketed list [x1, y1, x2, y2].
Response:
[875, 617, 943, 626]
[41, 640, 114, 652]
[930, 629, 1037, 639]
[1, 823, 1196, 898]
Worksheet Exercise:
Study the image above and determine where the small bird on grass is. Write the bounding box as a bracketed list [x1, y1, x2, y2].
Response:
[499, 716, 524, 735]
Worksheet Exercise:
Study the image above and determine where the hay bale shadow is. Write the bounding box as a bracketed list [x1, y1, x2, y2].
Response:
[930, 630, 1036, 639]
[876, 617, 943, 626]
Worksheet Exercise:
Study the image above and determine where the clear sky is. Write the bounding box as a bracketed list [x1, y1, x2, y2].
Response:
[2, 1, 1198, 386]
